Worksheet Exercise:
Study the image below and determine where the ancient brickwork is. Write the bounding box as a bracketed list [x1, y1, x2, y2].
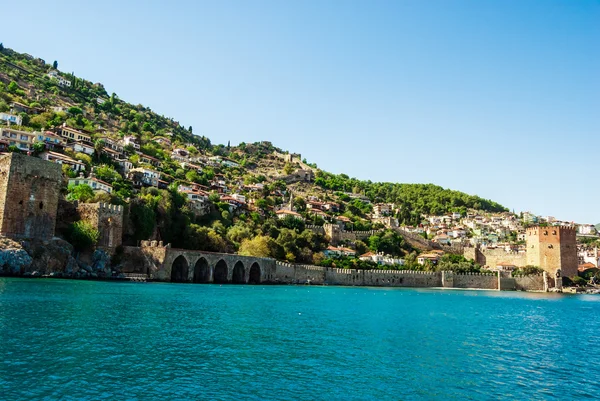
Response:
[463, 245, 527, 268]
[526, 226, 577, 277]
[513, 274, 545, 292]
[324, 224, 378, 246]
[453, 272, 498, 289]
[77, 202, 124, 250]
[0, 153, 62, 240]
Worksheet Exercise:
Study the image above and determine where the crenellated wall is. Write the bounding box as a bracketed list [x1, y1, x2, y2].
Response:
[453, 272, 498, 289]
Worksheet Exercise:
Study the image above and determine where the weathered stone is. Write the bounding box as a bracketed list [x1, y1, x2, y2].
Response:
[0, 153, 62, 240]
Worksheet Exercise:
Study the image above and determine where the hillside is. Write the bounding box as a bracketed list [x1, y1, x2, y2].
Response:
[0, 43, 507, 267]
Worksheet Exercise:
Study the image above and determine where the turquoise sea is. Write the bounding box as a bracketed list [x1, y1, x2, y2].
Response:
[1, 278, 599, 400]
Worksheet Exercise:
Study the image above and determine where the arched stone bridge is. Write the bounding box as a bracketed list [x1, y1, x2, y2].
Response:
[139, 241, 276, 284]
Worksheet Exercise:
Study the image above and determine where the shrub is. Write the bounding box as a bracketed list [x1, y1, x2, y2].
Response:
[69, 221, 99, 251]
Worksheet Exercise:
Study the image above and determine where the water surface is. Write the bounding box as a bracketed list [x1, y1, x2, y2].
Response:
[1, 278, 599, 400]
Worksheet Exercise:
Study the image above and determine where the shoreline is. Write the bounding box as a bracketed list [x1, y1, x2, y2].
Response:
[2, 274, 597, 295]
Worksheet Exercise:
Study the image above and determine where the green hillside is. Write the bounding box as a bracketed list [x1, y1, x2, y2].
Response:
[0, 43, 506, 265]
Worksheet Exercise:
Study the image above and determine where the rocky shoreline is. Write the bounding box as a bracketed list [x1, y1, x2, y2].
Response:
[0, 237, 122, 280]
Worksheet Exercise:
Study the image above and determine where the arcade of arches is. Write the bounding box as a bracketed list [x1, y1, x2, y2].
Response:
[171, 256, 262, 284]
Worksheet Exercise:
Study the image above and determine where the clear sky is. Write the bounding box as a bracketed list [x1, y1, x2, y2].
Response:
[4, 1, 599, 223]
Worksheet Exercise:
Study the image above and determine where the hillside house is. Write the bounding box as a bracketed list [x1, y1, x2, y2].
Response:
[0, 128, 36, 151]
[359, 252, 404, 266]
[39, 151, 85, 172]
[36, 131, 66, 150]
[123, 135, 140, 150]
[323, 246, 356, 258]
[55, 125, 92, 144]
[67, 141, 95, 156]
[417, 253, 440, 265]
[0, 112, 22, 126]
[276, 209, 303, 221]
[68, 174, 113, 193]
[47, 70, 72, 87]
[128, 167, 160, 188]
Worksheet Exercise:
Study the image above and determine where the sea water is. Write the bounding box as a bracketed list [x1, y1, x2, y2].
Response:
[1, 278, 599, 400]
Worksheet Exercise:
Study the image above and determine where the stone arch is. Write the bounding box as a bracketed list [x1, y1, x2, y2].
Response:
[193, 257, 210, 283]
[232, 261, 245, 284]
[248, 262, 261, 284]
[214, 259, 228, 284]
[171, 255, 189, 283]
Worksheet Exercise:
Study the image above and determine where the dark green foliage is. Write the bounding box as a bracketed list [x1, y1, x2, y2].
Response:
[69, 220, 99, 251]
[368, 230, 412, 256]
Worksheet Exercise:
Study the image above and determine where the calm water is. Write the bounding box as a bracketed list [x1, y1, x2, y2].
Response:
[1, 279, 599, 400]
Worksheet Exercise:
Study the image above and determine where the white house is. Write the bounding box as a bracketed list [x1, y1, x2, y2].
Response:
[276, 209, 304, 221]
[359, 252, 404, 266]
[39, 151, 86, 172]
[123, 135, 140, 150]
[323, 246, 356, 258]
[68, 141, 95, 155]
[47, 70, 72, 87]
[0, 112, 22, 126]
[68, 175, 112, 193]
[417, 253, 440, 265]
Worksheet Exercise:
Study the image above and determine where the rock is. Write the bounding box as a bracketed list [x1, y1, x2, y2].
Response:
[91, 249, 111, 276]
[0, 238, 33, 274]
[90, 272, 98, 278]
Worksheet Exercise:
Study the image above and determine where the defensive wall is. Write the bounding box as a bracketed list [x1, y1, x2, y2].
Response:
[463, 246, 527, 268]
[273, 261, 546, 291]
[76, 202, 124, 250]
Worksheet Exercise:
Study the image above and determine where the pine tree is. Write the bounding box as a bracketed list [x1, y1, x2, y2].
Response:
[53, 60, 58, 69]
[0, 43, 4, 51]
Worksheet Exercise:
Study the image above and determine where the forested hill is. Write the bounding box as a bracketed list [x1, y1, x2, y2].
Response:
[0, 44, 507, 263]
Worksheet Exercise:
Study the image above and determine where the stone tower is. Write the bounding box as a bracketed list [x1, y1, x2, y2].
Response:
[76, 202, 124, 250]
[0, 153, 62, 240]
[526, 226, 577, 278]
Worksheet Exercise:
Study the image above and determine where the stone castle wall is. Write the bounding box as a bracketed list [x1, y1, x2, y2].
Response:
[514, 274, 545, 291]
[464, 246, 527, 268]
[77, 202, 124, 250]
[453, 272, 498, 289]
[0, 153, 62, 240]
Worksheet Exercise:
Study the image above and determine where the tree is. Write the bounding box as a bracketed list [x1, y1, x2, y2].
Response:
[239, 236, 272, 257]
[67, 184, 95, 202]
[0, 43, 3, 51]
[94, 164, 121, 183]
[53, 60, 58, 69]
[283, 162, 294, 175]
[32, 141, 46, 155]
[7, 81, 18, 94]
[69, 221, 99, 251]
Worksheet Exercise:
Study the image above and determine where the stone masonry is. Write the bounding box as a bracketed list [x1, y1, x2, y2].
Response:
[76, 202, 124, 250]
[0, 153, 62, 240]
[526, 226, 578, 278]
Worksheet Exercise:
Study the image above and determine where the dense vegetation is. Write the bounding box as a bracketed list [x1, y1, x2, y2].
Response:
[0, 44, 509, 264]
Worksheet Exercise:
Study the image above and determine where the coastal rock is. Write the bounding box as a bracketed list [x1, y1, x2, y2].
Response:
[22, 238, 75, 275]
[91, 249, 111, 276]
[0, 238, 33, 274]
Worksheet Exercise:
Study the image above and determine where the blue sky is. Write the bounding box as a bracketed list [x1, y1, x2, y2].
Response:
[5, 1, 599, 223]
